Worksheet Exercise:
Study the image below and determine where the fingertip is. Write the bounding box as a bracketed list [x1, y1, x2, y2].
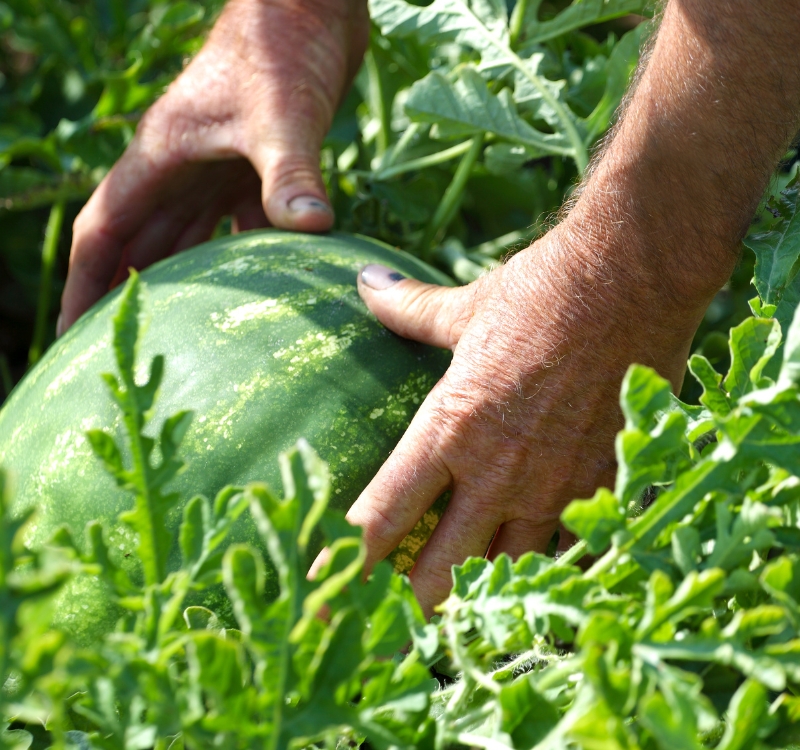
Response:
[356, 269, 460, 350]
[308, 547, 330, 580]
[359, 264, 407, 292]
[265, 192, 334, 233]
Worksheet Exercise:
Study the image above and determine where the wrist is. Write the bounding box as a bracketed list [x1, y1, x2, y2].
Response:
[562, 175, 738, 315]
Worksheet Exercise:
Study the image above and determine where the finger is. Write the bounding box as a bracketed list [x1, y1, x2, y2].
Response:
[249, 135, 334, 233]
[409, 496, 501, 617]
[60, 182, 138, 332]
[232, 197, 270, 233]
[171, 211, 230, 257]
[341, 398, 454, 572]
[357, 265, 474, 349]
[123, 209, 196, 274]
[486, 515, 561, 561]
[60, 148, 187, 331]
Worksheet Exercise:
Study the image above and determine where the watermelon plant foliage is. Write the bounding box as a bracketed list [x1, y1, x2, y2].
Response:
[2, 179, 800, 748]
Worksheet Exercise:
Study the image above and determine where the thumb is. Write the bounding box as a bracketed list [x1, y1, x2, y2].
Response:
[358, 264, 473, 350]
[251, 137, 334, 233]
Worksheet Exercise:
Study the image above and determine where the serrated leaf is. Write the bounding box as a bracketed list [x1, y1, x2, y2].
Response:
[620, 364, 673, 430]
[511, 52, 568, 128]
[370, 0, 587, 167]
[86, 429, 129, 487]
[744, 180, 800, 306]
[406, 68, 571, 155]
[638, 682, 702, 750]
[715, 680, 768, 750]
[370, 0, 509, 67]
[688, 354, 731, 416]
[615, 410, 690, 506]
[562, 487, 625, 554]
[292, 536, 364, 642]
[222, 544, 265, 641]
[724, 317, 782, 398]
[519, 0, 646, 46]
[186, 630, 246, 698]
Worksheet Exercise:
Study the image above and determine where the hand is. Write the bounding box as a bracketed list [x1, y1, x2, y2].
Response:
[326, 0, 800, 617]
[59, 0, 368, 333]
[345, 224, 707, 616]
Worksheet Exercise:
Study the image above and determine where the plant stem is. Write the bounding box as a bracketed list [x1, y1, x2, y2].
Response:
[433, 241, 487, 284]
[330, 140, 476, 181]
[377, 140, 475, 180]
[365, 47, 390, 158]
[509, 0, 529, 48]
[28, 200, 65, 368]
[380, 122, 424, 170]
[554, 538, 587, 568]
[418, 134, 485, 262]
[468, 228, 536, 259]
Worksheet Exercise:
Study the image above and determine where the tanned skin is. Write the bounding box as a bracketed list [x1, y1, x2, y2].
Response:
[61, 0, 800, 616]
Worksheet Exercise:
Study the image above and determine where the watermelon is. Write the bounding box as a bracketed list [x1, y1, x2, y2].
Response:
[0, 230, 451, 639]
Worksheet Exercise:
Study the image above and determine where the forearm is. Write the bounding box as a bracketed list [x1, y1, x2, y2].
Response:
[563, 0, 800, 309]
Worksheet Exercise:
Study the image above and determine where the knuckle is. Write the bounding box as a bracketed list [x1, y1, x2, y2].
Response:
[259, 152, 323, 191]
[71, 207, 90, 239]
[412, 556, 456, 597]
[350, 501, 404, 553]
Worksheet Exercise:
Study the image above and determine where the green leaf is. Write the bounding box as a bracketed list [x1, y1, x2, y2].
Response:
[620, 364, 673, 430]
[562, 487, 625, 554]
[511, 52, 568, 129]
[483, 142, 545, 174]
[744, 179, 800, 306]
[85, 429, 129, 487]
[222, 544, 266, 641]
[779, 301, 800, 387]
[520, 0, 647, 45]
[671, 525, 700, 575]
[762, 556, 800, 607]
[92, 273, 191, 586]
[185, 630, 247, 701]
[499, 677, 560, 748]
[370, 0, 589, 168]
[370, 0, 510, 67]
[688, 354, 731, 416]
[715, 680, 768, 750]
[637, 568, 725, 639]
[405, 68, 571, 155]
[584, 24, 647, 139]
[179, 495, 207, 568]
[615, 410, 690, 506]
[638, 687, 702, 750]
[724, 317, 782, 398]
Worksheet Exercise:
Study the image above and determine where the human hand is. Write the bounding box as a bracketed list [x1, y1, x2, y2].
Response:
[310, 0, 800, 617]
[59, 0, 368, 333]
[343, 224, 708, 616]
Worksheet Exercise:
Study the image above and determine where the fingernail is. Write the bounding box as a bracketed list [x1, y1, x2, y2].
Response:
[56, 312, 65, 338]
[287, 195, 332, 215]
[361, 264, 406, 290]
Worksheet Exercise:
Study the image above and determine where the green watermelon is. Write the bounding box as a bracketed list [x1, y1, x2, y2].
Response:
[0, 230, 451, 639]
